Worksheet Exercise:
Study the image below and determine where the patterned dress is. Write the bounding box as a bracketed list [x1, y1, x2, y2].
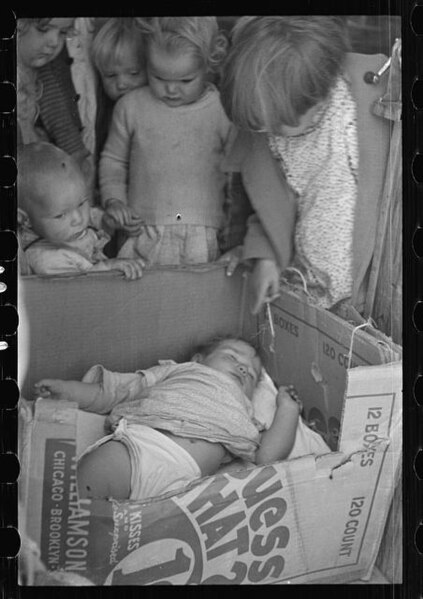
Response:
[268, 76, 359, 308]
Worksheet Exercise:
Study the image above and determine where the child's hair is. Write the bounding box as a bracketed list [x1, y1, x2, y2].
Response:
[194, 335, 263, 364]
[144, 17, 228, 73]
[220, 16, 350, 133]
[91, 17, 147, 74]
[17, 17, 75, 36]
[18, 142, 83, 217]
[17, 19, 75, 141]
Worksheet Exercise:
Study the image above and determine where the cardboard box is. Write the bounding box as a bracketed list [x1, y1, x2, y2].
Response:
[19, 267, 402, 585]
[257, 285, 401, 449]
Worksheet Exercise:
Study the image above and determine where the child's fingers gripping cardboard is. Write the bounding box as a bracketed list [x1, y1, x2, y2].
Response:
[115, 259, 144, 280]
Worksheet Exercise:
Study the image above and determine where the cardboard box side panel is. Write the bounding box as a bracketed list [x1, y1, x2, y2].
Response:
[375, 474, 402, 582]
[259, 292, 401, 449]
[339, 362, 403, 583]
[20, 268, 252, 398]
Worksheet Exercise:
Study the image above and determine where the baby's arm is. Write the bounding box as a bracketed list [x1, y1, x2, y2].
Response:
[35, 366, 149, 413]
[255, 387, 301, 465]
[25, 245, 143, 280]
[34, 379, 102, 411]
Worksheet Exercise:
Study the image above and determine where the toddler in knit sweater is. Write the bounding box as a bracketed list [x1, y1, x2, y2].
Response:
[100, 17, 233, 266]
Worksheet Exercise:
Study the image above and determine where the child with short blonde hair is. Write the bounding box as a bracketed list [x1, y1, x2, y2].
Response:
[18, 142, 144, 279]
[92, 18, 147, 102]
[100, 17, 233, 266]
[221, 17, 390, 314]
[91, 18, 148, 157]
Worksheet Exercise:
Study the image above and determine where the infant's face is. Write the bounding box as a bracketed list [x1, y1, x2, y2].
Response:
[18, 18, 74, 69]
[147, 42, 207, 108]
[30, 175, 90, 244]
[199, 339, 262, 400]
[100, 46, 147, 102]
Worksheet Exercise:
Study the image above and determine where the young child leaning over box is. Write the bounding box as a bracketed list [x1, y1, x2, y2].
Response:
[34, 337, 303, 501]
[18, 142, 144, 279]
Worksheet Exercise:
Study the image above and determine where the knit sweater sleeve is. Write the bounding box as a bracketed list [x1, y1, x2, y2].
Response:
[99, 96, 133, 206]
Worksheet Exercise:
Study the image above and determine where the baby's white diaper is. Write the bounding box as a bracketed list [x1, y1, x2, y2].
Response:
[80, 420, 201, 500]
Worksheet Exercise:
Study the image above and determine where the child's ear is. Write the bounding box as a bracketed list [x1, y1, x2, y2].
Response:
[17, 207, 31, 228]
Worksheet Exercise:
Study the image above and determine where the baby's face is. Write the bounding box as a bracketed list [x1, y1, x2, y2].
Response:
[147, 42, 207, 108]
[29, 175, 90, 244]
[18, 18, 74, 70]
[199, 339, 262, 400]
[100, 46, 147, 102]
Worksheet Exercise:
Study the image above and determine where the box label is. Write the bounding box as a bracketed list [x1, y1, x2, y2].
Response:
[99, 465, 300, 585]
[40, 439, 90, 572]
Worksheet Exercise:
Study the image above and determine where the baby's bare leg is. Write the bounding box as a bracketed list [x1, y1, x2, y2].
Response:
[77, 440, 131, 500]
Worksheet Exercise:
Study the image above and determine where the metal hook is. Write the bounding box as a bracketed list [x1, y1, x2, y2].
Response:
[363, 57, 391, 85]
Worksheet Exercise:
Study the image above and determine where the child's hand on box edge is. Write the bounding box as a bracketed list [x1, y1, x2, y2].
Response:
[34, 379, 71, 401]
[108, 258, 144, 280]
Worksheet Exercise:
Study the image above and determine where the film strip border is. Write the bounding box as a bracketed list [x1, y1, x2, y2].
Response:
[0, 4, 421, 598]
[0, 7, 19, 599]
[408, 0, 423, 596]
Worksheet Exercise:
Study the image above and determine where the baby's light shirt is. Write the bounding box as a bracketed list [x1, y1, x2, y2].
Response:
[82, 360, 261, 461]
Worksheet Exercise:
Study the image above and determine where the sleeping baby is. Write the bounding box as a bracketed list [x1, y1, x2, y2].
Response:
[34, 336, 329, 501]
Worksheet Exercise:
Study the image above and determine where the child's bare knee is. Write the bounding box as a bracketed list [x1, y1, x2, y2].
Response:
[77, 440, 131, 500]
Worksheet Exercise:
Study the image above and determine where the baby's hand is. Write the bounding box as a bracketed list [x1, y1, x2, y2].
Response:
[276, 386, 302, 413]
[104, 199, 144, 235]
[108, 258, 144, 280]
[34, 379, 72, 401]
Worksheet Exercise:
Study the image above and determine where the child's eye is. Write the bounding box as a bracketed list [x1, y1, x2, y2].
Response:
[53, 213, 65, 220]
[61, 26, 75, 37]
[181, 78, 194, 84]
